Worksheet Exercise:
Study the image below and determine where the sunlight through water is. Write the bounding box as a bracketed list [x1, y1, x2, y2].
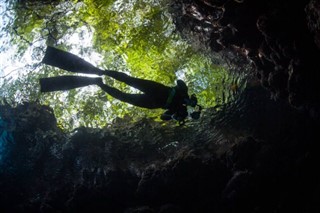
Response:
[0, 0, 246, 130]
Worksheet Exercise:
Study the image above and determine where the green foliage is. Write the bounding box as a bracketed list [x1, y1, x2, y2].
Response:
[0, 0, 246, 131]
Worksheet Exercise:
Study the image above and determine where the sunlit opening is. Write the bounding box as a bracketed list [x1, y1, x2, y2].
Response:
[0, 0, 245, 130]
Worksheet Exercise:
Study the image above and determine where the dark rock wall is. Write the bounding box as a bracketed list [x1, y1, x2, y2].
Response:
[1, 83, 320, 213]
[171, 0, 320, 116]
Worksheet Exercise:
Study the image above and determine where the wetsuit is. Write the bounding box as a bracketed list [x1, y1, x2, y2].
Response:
[98, 71, 190, 121]
[40, 71, 190, 122]
[39, 46, 191, 122]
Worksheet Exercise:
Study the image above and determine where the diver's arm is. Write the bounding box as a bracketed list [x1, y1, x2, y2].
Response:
[160, 110, 174, 121]
[160, 108, 187, 125]
[171, 106, 188, 125]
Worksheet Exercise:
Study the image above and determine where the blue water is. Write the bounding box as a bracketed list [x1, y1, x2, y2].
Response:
[0, 117, 13, 165]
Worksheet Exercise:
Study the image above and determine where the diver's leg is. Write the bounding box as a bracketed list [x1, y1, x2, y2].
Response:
[40, 76, 101, 92]
[97, 82, 160, 108]
[102, 70, 169, 94]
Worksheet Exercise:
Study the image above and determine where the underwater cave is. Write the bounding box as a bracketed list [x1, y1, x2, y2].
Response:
[1, 0, 320, 212]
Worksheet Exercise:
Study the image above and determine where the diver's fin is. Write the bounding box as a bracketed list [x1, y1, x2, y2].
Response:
[42, 46, 103, 75]
[40, 76, 100, 92]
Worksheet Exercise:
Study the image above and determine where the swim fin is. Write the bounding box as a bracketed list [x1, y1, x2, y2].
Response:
[42, 46, 104, 75]
[40, 76, 101, 92]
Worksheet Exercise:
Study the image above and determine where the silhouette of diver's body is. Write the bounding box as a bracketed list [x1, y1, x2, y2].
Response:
[40, 46, 201, 123]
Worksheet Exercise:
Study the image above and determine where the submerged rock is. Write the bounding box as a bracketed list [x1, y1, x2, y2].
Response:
[1, 87, 320, 212]
[171, 0, 320, 116]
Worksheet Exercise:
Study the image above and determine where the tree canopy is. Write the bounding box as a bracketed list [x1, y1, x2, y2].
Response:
[0, 0, 246, 130]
